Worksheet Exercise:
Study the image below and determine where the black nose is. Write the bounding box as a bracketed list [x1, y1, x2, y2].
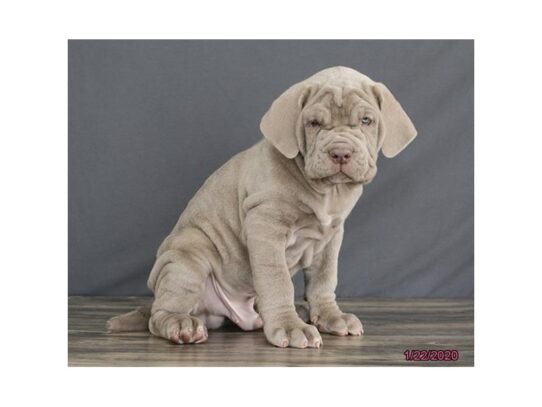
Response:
[328, 147, 353, 164]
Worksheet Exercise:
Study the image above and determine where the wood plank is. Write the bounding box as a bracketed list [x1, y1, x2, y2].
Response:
[68, 297, 474, 367]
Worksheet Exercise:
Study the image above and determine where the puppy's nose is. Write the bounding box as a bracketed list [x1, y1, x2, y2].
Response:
[328, 147, 353, 165]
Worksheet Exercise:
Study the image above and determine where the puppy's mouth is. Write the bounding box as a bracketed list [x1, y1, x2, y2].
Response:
[324, 171, 355, 184]
[303, 149, 374, 185]
[321, 164, 375, 185]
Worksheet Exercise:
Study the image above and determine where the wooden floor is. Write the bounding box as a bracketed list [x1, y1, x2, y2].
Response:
[68, 297, 474, 367]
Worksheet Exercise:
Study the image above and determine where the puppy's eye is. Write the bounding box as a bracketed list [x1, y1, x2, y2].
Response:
[360, 116, 373, 126]
[308, 119, 320, 127]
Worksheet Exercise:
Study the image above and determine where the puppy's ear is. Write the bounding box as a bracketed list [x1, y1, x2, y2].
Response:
[260, 83, 312, 159]
[373, 83, 417, 158]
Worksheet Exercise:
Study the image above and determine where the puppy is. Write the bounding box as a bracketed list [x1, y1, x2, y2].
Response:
[107, 66, 417, 348]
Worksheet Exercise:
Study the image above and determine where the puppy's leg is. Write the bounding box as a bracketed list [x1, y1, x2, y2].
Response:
[245, 205, 322, 349]
[148, 232, 218, 345]
[304, 228, 364, 336]
[295, 303, 310, 323]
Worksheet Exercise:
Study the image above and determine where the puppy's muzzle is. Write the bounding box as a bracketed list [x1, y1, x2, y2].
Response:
[327, 145, 353, 165]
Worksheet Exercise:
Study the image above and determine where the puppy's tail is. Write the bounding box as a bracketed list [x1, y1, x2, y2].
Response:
[106, 304, 151, 332]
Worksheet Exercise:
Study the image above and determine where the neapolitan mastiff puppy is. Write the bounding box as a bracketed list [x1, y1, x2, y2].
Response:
[107, 66, 417, 348]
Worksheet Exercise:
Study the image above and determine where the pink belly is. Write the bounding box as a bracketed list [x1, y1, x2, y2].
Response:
[195, 274, 263, 331]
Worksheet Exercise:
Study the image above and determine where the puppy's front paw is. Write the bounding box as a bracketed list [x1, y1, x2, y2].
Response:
[264, 316, 322, 349]
[311, 312, 364, 336]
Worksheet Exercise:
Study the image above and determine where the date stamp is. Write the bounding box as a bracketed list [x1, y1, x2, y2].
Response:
[403, 349, 459, 362]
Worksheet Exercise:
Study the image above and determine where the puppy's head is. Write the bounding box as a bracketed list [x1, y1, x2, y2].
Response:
[260, 66, 417, 185]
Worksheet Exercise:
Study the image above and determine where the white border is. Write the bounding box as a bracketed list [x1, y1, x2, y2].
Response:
[2, 0, 541, 405]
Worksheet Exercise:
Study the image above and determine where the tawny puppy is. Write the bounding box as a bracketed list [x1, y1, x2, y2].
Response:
[107, 66, 417, 348]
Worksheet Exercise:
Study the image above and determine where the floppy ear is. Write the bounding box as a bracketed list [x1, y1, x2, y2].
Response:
[373, 83, 417, 158]
[260, 83, 312, 159]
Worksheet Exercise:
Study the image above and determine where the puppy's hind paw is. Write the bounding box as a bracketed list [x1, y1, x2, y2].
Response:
[151, 312, 209, 345]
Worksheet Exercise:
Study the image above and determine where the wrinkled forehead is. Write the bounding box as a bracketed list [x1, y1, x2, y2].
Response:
[304, 85, 379, 123]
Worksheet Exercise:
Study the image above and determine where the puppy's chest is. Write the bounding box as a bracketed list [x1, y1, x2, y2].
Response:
[283, 188, 359, 271]
[285, 214, 341, 270]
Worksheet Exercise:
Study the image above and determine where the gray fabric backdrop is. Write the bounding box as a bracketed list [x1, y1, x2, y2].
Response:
[68, 40, 473, 298]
